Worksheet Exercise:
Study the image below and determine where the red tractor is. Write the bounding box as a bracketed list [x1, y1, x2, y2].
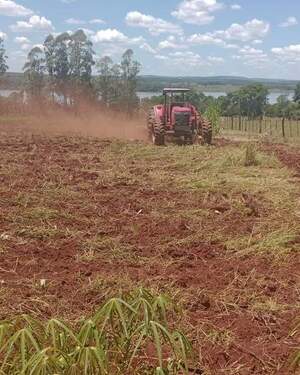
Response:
[147, 88, 212, 145]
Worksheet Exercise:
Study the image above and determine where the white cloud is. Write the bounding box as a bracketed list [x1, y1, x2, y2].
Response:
[66, 18, 85, 25]
[187, 33, 223, 45]
[272, 44, 300, 62]
[155, 51, 209, 67]
[10, 15, 54, 32]
[158, 40, 181, 49]
[187, 33, 238, 49]
[158, 35, 187, 50]
[279, 16, 298, 28]
[172, 0, 223, 25]
[239, 46, 266, 56]
[15, 36, 29, 43]
[80, 28, 94, 37]
[92, 28, 143, 46]
[231, 4, 241, 10]
[213, 19, 270, 42]
[208, 56, 224, 63]
[21, 43, 31, 50]
[233, 45, 269, 66]
[0, 31, 7, 40]
[252, 39, 263, 45]
[0, 0, 33, 17]
[185, 19, 269, 49]
[140, 42, 156, 54]
[126, 11, 182, 35]
[89, 18, 105, 25]
[155, 54, 168, 61]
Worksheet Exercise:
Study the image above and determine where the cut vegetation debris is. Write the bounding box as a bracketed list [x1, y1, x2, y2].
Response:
[0, 122, 299, 374]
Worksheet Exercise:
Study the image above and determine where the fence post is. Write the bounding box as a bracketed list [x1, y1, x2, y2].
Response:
[282, 118, 285, 139]
[238, 116, 241, 131]
[231, 116, 234, 130]
[259, 118, 262, 134]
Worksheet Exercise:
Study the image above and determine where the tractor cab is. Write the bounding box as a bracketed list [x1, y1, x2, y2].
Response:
[162, 88, 193, 129]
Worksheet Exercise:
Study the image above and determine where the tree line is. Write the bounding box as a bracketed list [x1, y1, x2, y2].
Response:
[0, 31, 141, 114]
[143, 83, 300, 120]
[1, 34, 300, 119]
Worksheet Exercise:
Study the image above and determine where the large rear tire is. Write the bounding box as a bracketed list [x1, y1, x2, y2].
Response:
[200, 118, 213, 145]
[147, 108, 165, 146]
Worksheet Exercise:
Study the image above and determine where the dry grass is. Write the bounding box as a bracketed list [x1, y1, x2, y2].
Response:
[0, 119, 299, 373]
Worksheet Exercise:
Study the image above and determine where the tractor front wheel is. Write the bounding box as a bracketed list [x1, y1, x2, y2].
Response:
[152, 122, 165, 145]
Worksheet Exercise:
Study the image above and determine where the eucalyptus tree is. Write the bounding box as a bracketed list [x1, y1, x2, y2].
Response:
[52, 32, 71, 104]
[68, 30, 95, 104]
[23, 46, 46, 100]
[0, 38, 8, 77]
[97, 56, 114, 106]
[120, 49, 141, 114]
[44, 34, 56, 101]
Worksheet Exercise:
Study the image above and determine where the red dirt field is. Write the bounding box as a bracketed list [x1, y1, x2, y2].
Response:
[0, 121, 299, 374]
[261, 143, 300, 177]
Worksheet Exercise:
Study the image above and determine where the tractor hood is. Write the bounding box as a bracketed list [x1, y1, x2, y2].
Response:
[172, 106, 192, 114]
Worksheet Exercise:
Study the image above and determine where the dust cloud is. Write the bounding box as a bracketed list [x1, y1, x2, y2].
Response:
[9, 107, 148, 142]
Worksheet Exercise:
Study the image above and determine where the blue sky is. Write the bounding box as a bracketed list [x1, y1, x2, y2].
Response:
[0, 0, 300, 78]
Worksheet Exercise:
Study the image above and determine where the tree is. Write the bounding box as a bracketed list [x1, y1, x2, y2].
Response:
[23, 46, 45, 100]
[110, 63, 122, 108]
[120, 49, 141, 114]
[69, 30, 95, 104]
[52, 32, 71, 104]
[293, 83, 300, 103]
[44, 35, 56, 101]
[97, 56, 114, 106]
[230, 84, 269, 119]
[0, 38, 8, 77]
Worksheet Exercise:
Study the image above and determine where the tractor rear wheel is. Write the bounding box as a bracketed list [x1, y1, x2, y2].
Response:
[201, 118, 213, 145]
[148, 109, 165, 146]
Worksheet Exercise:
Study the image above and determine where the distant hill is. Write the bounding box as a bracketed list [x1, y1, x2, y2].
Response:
[1, 72, 298, 93]
[137, 75, 299, 92]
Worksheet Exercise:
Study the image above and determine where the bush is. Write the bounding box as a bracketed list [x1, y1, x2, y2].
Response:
[0, 289, 192, 374]
[204, 103, 221, 135]
[244, 143, 258, 167]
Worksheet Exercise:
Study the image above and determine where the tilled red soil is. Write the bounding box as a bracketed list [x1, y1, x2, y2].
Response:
[261, 142, 300, 177]
[0, 129, 299, 374]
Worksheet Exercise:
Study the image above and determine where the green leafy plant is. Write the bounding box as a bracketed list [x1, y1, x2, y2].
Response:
[0, 289, 192, 374]
[289, 319, 300, 371]
[204, 103, 221, 135]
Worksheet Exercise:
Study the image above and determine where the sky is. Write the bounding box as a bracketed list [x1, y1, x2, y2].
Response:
[0, 0, 300, 79]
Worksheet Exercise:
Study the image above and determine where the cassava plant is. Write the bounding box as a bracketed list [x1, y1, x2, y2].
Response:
[204, 102, 221, 135]
[0, 288, 192, 374]
[289, 319, 300, 371]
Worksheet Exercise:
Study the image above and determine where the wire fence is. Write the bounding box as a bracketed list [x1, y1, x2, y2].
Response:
[221, 116, 300, 139]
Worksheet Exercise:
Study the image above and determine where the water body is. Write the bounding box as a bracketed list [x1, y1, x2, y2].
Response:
[137, 91, 294, 105]
[0, 90, 294, 105]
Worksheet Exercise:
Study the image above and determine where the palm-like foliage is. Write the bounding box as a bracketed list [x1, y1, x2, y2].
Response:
[290, 319, 300, 370]
[0, 289, 192, 374]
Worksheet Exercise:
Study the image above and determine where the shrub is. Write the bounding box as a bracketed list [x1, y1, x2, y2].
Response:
[244, 143, 258, 167]
[204, 103, 221, 135]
